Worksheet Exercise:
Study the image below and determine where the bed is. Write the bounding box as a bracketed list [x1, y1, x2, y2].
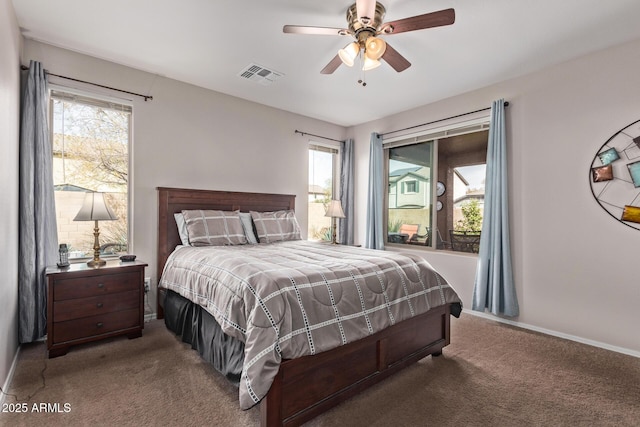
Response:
[156, 187, 462, 427]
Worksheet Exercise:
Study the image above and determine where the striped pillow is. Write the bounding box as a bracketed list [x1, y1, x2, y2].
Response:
[250, 210, 301, 243]
[181, 210, 247, 246]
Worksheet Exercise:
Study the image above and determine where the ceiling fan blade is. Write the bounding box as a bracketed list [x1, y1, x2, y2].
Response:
[356, 0, 376, 24]
[382, 8, 455, 35]
[320, 55, 343, 74]
[381, 43, 411, 72]
[283, 25, 349, 36]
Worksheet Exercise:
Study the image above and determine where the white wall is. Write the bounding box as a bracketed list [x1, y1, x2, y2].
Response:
[0, 0, 21, 396]
[22, 39, 346, 311]
[349, 38, 640, 355]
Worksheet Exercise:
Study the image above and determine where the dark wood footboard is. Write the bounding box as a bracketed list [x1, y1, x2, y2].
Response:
[260, 303, 452, 427]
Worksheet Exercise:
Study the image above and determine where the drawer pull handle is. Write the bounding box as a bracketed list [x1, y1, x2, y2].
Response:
[97, 283, 105, 288]
[96, 302, 103, 308]
[96, 322, 104, 328]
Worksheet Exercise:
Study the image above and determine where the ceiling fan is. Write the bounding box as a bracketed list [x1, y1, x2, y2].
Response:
[283, 0, 455, 75]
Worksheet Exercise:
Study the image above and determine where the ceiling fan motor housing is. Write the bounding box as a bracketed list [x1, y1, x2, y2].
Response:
[347, 1, 386, 46]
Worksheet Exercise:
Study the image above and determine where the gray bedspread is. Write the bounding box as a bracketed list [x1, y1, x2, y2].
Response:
[159, 240, 462, 409]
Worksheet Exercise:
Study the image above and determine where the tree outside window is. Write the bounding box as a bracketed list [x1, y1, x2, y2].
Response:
[455, 199, 483, 232]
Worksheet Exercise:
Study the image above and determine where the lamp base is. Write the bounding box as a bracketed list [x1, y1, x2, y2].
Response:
[87, 220, 106, 267]
[87, 258, 106, 267]
[330, 218, 340, 245]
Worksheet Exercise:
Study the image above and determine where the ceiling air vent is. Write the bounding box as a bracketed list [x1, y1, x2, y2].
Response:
[238, 63, 283, 86]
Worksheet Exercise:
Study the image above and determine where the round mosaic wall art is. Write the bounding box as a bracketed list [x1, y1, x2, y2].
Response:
[590, 118, 640, 230]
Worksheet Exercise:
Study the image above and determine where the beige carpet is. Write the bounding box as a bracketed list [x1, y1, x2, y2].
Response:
[2, 314, 639, 426]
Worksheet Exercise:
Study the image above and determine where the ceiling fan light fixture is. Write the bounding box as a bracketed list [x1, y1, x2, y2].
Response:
[364, 36, 386, 60]
[284, 3, 455, 75]
[362, 57, 381, 71]
[338, 42, 360, 67]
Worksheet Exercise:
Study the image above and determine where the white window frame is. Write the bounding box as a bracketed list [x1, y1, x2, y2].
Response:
[403, 180, 418, 194]
[308, 141, 341, 197]
[308, 141, 341, 241]
[49, 85, 134, 258]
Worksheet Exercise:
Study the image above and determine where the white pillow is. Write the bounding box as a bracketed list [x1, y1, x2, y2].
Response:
[174, 213, 190, 246]
[239, 212, 258, 244]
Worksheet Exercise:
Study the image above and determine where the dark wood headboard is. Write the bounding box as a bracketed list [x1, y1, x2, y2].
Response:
[156, 187, 296, 316]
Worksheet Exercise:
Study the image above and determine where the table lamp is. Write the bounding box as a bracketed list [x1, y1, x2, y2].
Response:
[325, 200, 345, 245]
[74, 192, 118, 267]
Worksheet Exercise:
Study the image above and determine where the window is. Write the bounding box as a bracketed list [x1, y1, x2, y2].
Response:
[404, 180, 418, 193]
[51, 89, 132, 260]
[388, 142, 434, 245]
[385, 124, 489, 252]
[308, 143, 339, 241]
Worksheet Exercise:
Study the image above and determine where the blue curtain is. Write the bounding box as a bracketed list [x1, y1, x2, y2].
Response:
[339, 138, 354, 245]
[19, 60, 59, 343]
[472, 99, 519, 317]
[365, 133, 385, 249]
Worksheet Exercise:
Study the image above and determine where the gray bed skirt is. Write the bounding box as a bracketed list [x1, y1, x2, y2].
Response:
[163, 289, 245, 386]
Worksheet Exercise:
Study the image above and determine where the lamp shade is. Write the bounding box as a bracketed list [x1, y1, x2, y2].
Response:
[338, 42, 360, 67]
[364, 37, 386, 60]
[325, 200, 346, 218]
[74, 192, 118, 222]
[362, 57, 381, 71]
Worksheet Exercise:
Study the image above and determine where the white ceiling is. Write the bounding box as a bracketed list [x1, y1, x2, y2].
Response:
[12, 0, 640, 127]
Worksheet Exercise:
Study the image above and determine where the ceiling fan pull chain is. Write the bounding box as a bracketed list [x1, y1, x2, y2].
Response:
[357, 50, 367, 86]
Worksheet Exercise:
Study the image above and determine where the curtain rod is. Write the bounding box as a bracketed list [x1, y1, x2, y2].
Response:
[381, 101, 509, 138]
[20, 64, 153, 102]
[295, 129, 343, 143]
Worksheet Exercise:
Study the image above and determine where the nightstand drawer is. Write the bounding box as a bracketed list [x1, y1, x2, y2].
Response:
[53, 308, 140, 343]
[53, 290, 139, 322]
[53, 271, 140, 301]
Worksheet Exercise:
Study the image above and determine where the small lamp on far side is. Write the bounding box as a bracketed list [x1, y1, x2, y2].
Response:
[74, 192, 118, 267]
[325, 200, 346, 245]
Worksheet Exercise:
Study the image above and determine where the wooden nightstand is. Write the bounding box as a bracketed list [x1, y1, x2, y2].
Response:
[46, 260, 147, 358]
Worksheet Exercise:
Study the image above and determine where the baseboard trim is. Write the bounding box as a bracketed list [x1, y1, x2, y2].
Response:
[147, 308, 639, 357]
[462, 309, 640, 359]
[0, 345, 21, 407]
